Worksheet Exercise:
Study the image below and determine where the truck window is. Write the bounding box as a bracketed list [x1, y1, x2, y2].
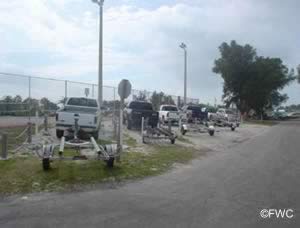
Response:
[162, 106, 178, 111]
[67, 98, 98, 108]
[129, 102, 153, 110]
[187, 106, 202, 111]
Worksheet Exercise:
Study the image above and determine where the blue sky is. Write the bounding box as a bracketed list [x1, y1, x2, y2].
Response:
[0, 0, 299, 104]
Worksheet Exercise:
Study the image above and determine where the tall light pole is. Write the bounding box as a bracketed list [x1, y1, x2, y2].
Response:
[92, 0, 104, 108]
[180, 42, 187, 105]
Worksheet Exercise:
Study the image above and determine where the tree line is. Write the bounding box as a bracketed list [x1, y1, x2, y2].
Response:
[213, 40, 296, 118]
[0, 95, 58, 116]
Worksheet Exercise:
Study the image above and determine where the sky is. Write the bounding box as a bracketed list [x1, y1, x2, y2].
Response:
[0, 0, 299, 104]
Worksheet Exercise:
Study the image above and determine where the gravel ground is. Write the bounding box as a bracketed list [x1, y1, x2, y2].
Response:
[2, 115, 270, 156]
[123, 122, 271, 152]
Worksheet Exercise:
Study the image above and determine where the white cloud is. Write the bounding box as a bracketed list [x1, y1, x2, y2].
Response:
[0, 0, 299, 104]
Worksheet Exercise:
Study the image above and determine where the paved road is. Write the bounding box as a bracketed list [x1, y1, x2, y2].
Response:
[0, 121, 299, 228]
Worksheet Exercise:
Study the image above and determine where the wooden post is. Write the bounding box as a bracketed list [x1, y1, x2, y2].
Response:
[1, 133, 8, 160]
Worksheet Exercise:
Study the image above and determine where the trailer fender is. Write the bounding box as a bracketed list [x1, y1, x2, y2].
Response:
[182, 124, 188, 131]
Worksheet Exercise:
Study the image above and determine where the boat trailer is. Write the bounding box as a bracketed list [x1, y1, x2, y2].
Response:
[141, 117, 177, 144]
[180, 118, 215, 136]
[40, 117, 118, 171]
[211, 116, 239, 131]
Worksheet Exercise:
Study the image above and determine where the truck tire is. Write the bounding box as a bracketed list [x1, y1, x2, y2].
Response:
[181, 127, 187, 135]
[209, 130, 215, 136]
[56, 129, 64, 139]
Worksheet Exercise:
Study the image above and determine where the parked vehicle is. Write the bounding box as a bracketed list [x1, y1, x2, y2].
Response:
[123, 101, 159, 130]
[287, 111, 300, 119]
[272, 109, 288, 120]
[159, 105, 180, 124]
[181, 105, 208, 122]
[210, 108, 240, 129]
[55, 97, 100, 139]
[210, 108, 238, 121]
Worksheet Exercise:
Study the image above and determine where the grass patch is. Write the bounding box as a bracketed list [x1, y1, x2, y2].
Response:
[0, 126, 28, 154]
[124, 136, 137, 147]
[0, 145, 196, 195]
[244, 120, 278, 126]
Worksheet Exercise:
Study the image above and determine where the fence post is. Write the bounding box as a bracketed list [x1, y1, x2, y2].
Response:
[27, 122, 32, 143]
[35, 110, 39, 136]
[65, 80, 68, 98]
[168, 118, 172, 132]
[1, 133, 8, 160]
[28, 76, 32, 123]
[44, 114, 48, 132]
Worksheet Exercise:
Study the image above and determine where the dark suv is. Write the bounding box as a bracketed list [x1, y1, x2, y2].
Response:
[123, 101, 159, 129]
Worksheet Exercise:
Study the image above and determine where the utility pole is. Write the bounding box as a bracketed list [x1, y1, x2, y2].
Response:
[180, 42, 187, 105]
[92, 0, 105, 108]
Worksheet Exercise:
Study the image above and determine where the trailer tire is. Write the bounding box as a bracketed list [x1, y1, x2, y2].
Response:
[42, 158, 50, 171]
[171, 138, 175, 144]
[56, 129, 64, 139]
[209, 130, 214, 136]
[231, 127, 235, 131]
[106, 157, 114, 168]
[181, 127, 187, 135]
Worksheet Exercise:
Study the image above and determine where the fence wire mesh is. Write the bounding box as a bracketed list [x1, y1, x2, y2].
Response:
[0, 72, 199, 153]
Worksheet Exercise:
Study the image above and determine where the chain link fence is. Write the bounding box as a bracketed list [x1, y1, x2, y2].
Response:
[0, 72, 199, 153]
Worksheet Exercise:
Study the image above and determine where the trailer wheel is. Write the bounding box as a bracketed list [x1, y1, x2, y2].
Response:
[170, 138, 176, 144]
[209, 130, 215, 136]
[181, 127, 187, 135]
[56, 129, 64, 139]
[106, 157, 114, 168]
[231, 126, 236, 131]
[42, 158, 50, 171]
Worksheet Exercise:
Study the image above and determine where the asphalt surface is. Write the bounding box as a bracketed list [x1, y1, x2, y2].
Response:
[0, 121, 299, 228]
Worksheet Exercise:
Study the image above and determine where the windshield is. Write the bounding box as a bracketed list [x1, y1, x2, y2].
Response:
[129, 102, 153, 110]
[187, 106, 202, 111]
[67, 98, 98, 108]
[162, 106, 178, 111]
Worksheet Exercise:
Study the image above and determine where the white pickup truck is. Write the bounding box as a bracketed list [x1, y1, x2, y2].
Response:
[55, 97, 100, 139]
[159, 105, 180, 124]
[210, 108, 240, 125]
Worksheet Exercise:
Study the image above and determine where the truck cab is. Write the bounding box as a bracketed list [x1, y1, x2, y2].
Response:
[159, 105, 180, 124]
[55, 97, 100, 139]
